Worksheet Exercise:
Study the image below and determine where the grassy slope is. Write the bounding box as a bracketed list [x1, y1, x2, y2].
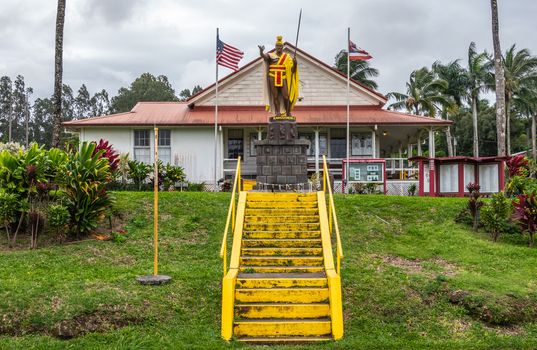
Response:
[0, 192, 536, 349]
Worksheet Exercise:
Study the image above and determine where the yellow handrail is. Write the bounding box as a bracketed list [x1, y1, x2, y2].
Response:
[219, 157, 241, 276]
[322, 155, 344, 275]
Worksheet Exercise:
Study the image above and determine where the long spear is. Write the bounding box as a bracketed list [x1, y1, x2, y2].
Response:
[293, 9, 302, 58]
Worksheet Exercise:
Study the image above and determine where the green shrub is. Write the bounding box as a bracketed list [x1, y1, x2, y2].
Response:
[0, 192, 19, 247]
[62, 142, 115, 237]
[481, 192, 512, 242]
[163, 164, 186, 191]
[127, 160, 152, 191]
[47, 204, 70, 243]
[187, 182, 206, 192]
[408, 183, 417, 196]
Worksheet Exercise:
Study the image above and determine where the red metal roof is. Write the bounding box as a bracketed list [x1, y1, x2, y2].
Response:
[64, 102, 451, 127]
[409, 156, 509, 162]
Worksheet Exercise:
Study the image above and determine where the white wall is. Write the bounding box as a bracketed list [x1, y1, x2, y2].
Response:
[171, 127, 222, 183]
[82, 127, 132, 156]
[81, 127, 221, 184]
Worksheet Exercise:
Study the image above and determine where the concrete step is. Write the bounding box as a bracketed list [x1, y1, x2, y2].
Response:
[236, 335, 332, 343]
[236, 273, 327, 288]
[241, 247, 323, 257]
[234, 318, 331, 337]
[239, 266, 325, 274]
[240, 256, 324, 267]
[235, 288, 330, 303]
[243, 231, 321, 239]
[241, 239, 322, 248]
[235, 303, 330, 319]
[246, 201, 318, 209]
[247, 193, 318, 202]
[244, 222, 320, 232]
[244, 215, 320, 224]
[245, 208, 319, 216]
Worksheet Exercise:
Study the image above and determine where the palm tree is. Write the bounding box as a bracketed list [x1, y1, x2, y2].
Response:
[52, 0, 66, 148]
[334, 50, 379, 90]
[502, 45, 537, 155]
[491, 0, 506, 156]
[387, 67, 450, 118]
[432, 60, 468, 156]
[466, 42, 493, 158]
[512, 85, 537, 160]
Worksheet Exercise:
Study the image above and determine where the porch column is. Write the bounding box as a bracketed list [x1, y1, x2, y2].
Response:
[398, 144, 403, 180]
[417, 135, 422, 156]
[371, 129, 376, 158]
[428, 128, 436, 197]
[314, 128, 320, 175]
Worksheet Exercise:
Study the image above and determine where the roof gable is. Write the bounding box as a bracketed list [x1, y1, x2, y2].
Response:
[188, 43, 387, 107]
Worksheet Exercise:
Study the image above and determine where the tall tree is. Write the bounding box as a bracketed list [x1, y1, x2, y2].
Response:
[0, 76, 13, 142]
[91, 89, 110, 116]
[491, 0, 506, 156]
[387, 67, 450, 118]
[513, 85, 537, 159]
[502, 45, 537, 155]
[52, 0, 66, 147]
[75, 84, 92, 119]
[32, 98, 54, 148]
[334, 50, 379, 90]
[466, 42, 493, 158]
[111, 73, 178, 113]
[432, 60, 467, 156]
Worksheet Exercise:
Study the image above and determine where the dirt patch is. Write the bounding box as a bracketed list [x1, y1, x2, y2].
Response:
[53, 304, 143, 339]
[0, 304, 144, 339]
[376, 255, 458, 277]
[448, 290, 537, 326]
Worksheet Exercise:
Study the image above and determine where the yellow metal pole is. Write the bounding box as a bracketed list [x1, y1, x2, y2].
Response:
[153, 127, 159, 276]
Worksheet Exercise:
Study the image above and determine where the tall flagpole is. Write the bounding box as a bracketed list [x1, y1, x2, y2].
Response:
[214, 28, 219, 192]
[346, 27, 350, 194]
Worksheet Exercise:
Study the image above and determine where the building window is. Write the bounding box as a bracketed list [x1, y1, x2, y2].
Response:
[158, 129, 171, 164]
[134, 129, 151, 163]
[227, 129, 243, 159]
[330, 129, 346, 159]
[351, 133, 373, 156]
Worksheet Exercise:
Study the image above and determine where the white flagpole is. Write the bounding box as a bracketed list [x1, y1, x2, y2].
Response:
[346, 27, 350, 194]
[214, 28, 219, 192]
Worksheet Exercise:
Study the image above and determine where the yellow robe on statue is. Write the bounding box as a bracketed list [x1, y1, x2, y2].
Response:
[263, 52, 299, 115]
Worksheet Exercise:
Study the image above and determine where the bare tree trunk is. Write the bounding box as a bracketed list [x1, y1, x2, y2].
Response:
[472, 96, 479, 157]
[445, 127, 454, 157]
[531, 114, 537, 161]
[52, 0, 66, 148]
[506, 98, 511, 155]
[491, 0, 506, 156]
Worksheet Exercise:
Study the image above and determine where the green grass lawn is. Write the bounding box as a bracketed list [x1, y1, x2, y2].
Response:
[1, 192, 536, 349]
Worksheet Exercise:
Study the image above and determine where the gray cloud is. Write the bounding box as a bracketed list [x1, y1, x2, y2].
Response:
[1, 0, 536, 103]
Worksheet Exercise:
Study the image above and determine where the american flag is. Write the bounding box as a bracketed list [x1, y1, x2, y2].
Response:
[349, 40, 372, 61]
[217, 37, 244, 71]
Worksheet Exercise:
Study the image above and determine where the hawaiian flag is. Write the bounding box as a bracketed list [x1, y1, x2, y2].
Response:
[349, 40, 372, 61]
[216, 37, 244, 71]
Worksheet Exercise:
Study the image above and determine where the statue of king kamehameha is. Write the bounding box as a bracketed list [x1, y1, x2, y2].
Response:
[258, 36, 299, 118]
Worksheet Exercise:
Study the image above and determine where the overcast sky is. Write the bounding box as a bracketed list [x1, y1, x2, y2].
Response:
[2, 0, 536, 102]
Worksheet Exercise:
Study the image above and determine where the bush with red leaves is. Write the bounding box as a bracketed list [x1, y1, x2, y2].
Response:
[512, 193, 537, 247]
[92, 139, 119, 173]
[507, 155, 529, 178]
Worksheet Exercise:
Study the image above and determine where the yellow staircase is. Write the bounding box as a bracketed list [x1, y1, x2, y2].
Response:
[220, 158, 343, 343]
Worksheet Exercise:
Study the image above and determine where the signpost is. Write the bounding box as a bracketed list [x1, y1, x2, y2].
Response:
[342, 158, 387, 194]
[137, 127, 172, 285]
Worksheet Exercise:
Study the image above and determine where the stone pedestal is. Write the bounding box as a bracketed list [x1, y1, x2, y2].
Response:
[254, 118, 309, 190]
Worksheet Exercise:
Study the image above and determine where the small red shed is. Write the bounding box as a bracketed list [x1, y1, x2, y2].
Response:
[409, 156, 508, 197]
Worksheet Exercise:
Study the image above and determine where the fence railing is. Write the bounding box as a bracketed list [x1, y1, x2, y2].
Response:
[219, 156, 241, 276]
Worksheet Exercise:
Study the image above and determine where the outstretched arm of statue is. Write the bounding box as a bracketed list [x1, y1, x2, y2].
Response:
[292, 56, 297, 73]
[258, 45, 269, 61]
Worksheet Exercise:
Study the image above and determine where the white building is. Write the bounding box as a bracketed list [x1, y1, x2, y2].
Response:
[64, 43, 450, 193]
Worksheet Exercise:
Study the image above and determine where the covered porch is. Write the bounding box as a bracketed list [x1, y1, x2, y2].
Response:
[221, 124, 444, 194]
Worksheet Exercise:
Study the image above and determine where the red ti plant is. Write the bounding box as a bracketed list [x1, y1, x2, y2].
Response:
[467, 182, 483, 231]
[512, 193, 537, 247]
[507, 154, 529, 177]
[93, 139, 119, 173]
